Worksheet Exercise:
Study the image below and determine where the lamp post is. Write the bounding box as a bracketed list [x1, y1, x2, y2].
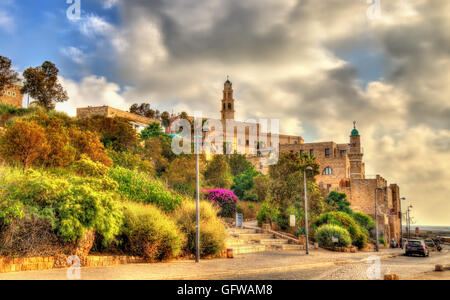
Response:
[400, 197, 406, 247]
[303, 166, 313, 255]
[194, 127, 210, 263]
[374, 187, 385, 252]
[407, 205, 413, 240]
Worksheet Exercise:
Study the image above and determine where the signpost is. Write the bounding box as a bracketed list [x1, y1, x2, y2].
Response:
[289, 215, 296, 228]
[415, 227, 420, 236]
[236, 213, 243, 228]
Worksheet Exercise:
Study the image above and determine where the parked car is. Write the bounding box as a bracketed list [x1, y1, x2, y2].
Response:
[424, 239, 438, 252]
[405, 240, 430, 257]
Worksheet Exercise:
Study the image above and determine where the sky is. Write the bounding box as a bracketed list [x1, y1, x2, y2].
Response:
[0, 0, 449, 226]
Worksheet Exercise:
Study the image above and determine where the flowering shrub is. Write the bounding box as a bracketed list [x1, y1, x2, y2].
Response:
[203, 189, 238, 218]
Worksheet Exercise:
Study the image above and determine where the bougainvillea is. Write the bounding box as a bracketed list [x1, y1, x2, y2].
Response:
[203, 189, 238, 218]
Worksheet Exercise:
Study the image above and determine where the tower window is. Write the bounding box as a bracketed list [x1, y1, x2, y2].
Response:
[223, 103, 226, 110]
[325, 148, 330, 158]
[228, 103, 232, 110]
[323, 167, 334, 175]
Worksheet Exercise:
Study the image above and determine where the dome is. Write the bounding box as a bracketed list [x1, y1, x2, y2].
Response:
[351, 128, 359, 136]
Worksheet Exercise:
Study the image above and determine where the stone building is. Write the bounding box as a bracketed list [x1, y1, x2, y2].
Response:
[280, 123, 402, 244]
[0, 82, 24, 108]
[76, 106, 161, 132]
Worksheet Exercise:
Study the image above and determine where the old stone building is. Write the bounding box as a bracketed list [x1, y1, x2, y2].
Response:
[76, 106, 161, 132]
[0, 82, 24, 108]
[280, 123, 402, 244]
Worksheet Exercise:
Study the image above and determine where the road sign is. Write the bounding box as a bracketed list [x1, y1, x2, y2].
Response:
[415, 227, 420, 234]
[332, 236, 339, 244]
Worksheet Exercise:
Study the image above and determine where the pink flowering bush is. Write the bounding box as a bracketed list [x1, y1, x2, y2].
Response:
[203, 189, 238, 218]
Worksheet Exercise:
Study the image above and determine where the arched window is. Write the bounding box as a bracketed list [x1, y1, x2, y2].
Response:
[228, 103, 232, 110]
[323, 167, 334, 175]
[223, 103, 226, 110]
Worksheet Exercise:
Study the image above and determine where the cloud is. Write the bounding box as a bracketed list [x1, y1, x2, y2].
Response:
[57, 75, 129, 116]
[0, 10, 14, 33]
[56, 0, 450, 225]
[60, 47, 86, 64]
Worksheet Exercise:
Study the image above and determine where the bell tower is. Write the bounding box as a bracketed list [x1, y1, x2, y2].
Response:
[348, 121, 365, 179]
[221, 77, 235, 120]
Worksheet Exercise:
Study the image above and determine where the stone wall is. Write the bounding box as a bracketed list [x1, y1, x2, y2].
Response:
[0, 84, 23, 108]
[76, 106, 160, 126]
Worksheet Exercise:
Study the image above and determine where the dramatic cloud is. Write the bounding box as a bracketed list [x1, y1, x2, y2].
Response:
[56, 0, 449, 225]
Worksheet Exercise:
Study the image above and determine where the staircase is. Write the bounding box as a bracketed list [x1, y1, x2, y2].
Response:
[226, 227, 304, 255]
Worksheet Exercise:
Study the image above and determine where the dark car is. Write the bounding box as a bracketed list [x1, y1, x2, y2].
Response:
[405, 240, 430, 257]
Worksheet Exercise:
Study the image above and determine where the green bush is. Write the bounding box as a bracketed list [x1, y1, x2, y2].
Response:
[379, 236, 387, 246]
[172, 201, 227, 257]
[257, 201, 279, 226]
[72, 155, 110, 177]
[0, 168, 123, 244]
[109, 167, 182, 212]
[121, 202, 184, 261]
[352, 212, 375, 232]
[315, 224, 352, 248]
[312, 211, 368, 249]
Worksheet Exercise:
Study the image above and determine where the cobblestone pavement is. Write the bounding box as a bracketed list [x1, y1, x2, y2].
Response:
[0, 248, 402, 280]
[201, 247, 450, 280]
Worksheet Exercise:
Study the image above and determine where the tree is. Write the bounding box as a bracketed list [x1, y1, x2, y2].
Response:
[69, 127, 112, 166]
[0, 56, 19, 91]
[42, 118, 75, 168]
[252, 174, 271, 202]
[227, 153, 253, 176]
[0, 120, 49, 170]
[77, 115, 138, 152]
[142, 137, 169, 175]
[160, 111, 171, 129]
[163, 155, 201, 197]
[21, 61, 68, 110]
[326, 191, 353, 214]
[231, 167, 259, 199]
[140, 122, 164, 140]
[269, 152, 324, 229]
[129, 103, 156, 119]
[204, 155, 233, 189]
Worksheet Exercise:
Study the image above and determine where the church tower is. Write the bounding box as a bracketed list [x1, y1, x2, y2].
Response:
[348, 122, 365, 179]
[221, 77, 235, 120]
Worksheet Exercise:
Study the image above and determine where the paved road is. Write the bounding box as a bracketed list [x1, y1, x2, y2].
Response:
[0, 247, 447, 280]
[198, 247, 450, 280]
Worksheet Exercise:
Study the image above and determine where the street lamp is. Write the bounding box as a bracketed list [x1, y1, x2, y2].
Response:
[303, 166, 313, 255]
[400, 197, 406, 247]
[407, 205, 413, 240]
[374, 187, 385, 252]
[194, 126, 210, 263]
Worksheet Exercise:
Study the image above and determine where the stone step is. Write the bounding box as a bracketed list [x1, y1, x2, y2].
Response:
[273, 244, 305, 251]
[225, 239, 248, 247]
[258, 239, 290, 245]
[229, 245, 267, 255]
[227, 228, 258, 234]
[235, 233, 274, 240]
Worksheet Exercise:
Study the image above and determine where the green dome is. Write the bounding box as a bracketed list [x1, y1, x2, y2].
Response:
[351, 128, 359, 136]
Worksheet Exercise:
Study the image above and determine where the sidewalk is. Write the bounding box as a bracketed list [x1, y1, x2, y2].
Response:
[0, 248, 402, 280]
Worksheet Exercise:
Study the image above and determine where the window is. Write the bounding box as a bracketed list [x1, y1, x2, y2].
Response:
[323, 167, 334, 175]
[327, 184, 332, 194]
[1, 90, 5, 94]
[12, 92, 16, 97]
[325, 148, 330, 158]
[340, 150, 346, 157]
[246, 140, 249, 146]
[7, 91, 11, 96]
[300, 150, 304, 156]
[223, 103, 226, 110]
[228, 103, 232, 110]
[310, 149, 314, 156]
